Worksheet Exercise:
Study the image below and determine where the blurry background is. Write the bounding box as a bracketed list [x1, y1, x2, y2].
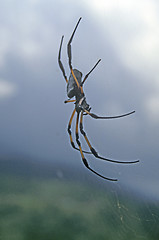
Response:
[0, 0, 159, 239]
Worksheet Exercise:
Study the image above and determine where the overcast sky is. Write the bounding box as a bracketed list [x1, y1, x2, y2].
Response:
[0, 0, 159, 198]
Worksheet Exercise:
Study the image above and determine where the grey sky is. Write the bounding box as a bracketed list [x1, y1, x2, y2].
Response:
[0, 0, 159, 198]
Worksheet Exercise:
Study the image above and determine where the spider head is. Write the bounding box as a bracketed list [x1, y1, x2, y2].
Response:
[75, 97, 90, 113]
[67, 69, 83, 98]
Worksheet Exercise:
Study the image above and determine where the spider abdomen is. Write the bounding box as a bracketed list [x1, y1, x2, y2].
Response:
[67, 69, 82, 98]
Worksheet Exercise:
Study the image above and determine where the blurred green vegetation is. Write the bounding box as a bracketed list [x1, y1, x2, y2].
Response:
[0, 170, 159, 240]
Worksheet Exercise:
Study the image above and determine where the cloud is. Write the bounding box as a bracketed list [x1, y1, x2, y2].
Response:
[0, 79, 18, 99]
[80, 0, 159, 124]
[84, 0, 159, 79]
[145, 95, 159, 123]
[0, 0, 58, 67]
[0, 0, 158, 193]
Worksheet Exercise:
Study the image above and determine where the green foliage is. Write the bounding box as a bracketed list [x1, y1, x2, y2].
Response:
[0, 174, 158, 240]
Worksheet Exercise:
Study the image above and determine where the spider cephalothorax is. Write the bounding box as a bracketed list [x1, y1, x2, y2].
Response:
[58, 17, 139, 181]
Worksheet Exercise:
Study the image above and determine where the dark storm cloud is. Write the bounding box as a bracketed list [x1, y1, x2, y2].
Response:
[0, 0, 159, 197]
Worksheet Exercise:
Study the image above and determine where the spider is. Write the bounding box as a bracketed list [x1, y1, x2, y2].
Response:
[58, 17, 139, 181]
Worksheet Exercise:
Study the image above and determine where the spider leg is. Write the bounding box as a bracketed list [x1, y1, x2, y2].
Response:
[67, 109, 92, 154]
[82, 59, 101, 85]
[76, 112, 117, 181]
[58, 36, 68, 83]
[83, 109, 136, 119]
[64, 99, 76, 104]
[67, 18, 84, 93]
[80, 111, 139, 164]
[67, 17, 82, 70]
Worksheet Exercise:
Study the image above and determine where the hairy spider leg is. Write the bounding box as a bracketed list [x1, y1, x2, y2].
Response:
[75, 112, 117, 181]
[82, 59, 101, 85]
[58, 35, 68, 83]
[67, 109, 91, 154]
[67, 18, 84, 93]
[80, 112, 139, 164]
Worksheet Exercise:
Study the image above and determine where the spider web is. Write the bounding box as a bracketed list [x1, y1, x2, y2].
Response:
[105, 183, 159, 240]
[0, 158, 159, 240]
[60, 115, 159, 239]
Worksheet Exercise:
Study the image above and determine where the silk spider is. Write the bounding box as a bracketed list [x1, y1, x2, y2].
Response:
[58, 17, 139, 181]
